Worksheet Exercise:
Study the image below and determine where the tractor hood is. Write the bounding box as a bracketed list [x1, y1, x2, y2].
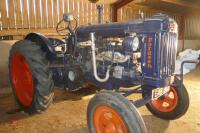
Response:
[76, 14, 173, 41]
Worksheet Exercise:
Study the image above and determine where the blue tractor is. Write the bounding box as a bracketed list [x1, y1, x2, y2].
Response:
[9, 8, 194, 133]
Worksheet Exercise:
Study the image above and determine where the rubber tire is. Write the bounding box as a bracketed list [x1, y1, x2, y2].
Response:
[143, 78, 189, 120]
[87, 91, 147, 133]
[9, 40, 54, 114]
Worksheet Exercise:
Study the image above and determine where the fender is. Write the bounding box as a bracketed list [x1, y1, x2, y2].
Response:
[25, 32, 56, 60]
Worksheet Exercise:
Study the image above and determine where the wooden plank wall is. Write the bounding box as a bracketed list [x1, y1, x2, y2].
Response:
[0, 0, 111, 37]
[117, 4, 180, 24]
[117, 4, 182, 38]
[184, 14, 200, 40]
[0, 1, 181, 38]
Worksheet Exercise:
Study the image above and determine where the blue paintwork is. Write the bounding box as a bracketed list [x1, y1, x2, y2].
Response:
[76, 14, 170, 41]
[75, 14, 176, 90]
[25, 32, 57, 60]
[26, 14, 177, 94]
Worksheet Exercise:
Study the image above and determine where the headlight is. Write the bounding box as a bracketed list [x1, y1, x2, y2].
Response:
[122, 35, 139, 52]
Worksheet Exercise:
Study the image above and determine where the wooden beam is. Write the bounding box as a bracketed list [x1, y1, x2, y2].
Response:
[0, 29, 60, 36]
[113, 0, 135, 9]
[162, 0, 200, 9]
[111, 0, 135, 22]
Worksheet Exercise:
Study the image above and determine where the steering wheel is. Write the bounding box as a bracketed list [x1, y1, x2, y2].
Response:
[56, 13, 78, 36]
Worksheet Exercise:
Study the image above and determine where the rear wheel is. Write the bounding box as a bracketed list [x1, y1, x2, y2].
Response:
[9, 40, 54, 114]
[87, 91, 147, 133]
[143, 78, 189, 120]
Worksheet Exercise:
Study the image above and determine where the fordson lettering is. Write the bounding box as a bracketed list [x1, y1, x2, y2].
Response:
[147, 37, 153, 69]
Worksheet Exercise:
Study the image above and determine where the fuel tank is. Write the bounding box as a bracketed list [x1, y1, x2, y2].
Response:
[76, 14, 170, 41]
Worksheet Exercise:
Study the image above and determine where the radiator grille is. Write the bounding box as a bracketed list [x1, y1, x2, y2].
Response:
[159, 32, 178, 78]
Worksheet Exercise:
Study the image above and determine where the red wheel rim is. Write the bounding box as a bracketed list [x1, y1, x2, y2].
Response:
[151, 86, 178, 112]
[93, 105, 128, 133]
[11, 52, 34, 106]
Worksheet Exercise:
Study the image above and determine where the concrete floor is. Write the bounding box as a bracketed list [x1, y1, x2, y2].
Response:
[0, 67, 200, 133]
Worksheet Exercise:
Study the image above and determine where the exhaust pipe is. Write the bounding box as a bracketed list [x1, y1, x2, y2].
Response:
[90, 33, 110, 82]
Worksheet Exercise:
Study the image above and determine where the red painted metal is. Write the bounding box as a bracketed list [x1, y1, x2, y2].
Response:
[11, 52, 34, 106]
[94, 105, 128, 133]
[151, 86, 178, 112]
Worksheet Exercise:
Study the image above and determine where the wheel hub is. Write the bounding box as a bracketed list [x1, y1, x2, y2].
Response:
[93, 105, 128, 133]
[11, 52, 34, 106]
[151, 86, 178, 112]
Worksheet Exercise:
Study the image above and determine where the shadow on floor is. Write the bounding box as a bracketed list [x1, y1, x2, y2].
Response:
[0, 86, 98, 124]
[142, 115, 170, 133]
[53, 86, 99, 102]
[66, 127, 89, 133]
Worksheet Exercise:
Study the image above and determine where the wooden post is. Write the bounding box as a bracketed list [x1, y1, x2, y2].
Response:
[111, 0, 134, 22]
[180, 14, 185, 51]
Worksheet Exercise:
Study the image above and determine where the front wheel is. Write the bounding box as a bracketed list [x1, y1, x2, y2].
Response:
[143, 78, 189, 120]
[87, 91, 147, 133]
